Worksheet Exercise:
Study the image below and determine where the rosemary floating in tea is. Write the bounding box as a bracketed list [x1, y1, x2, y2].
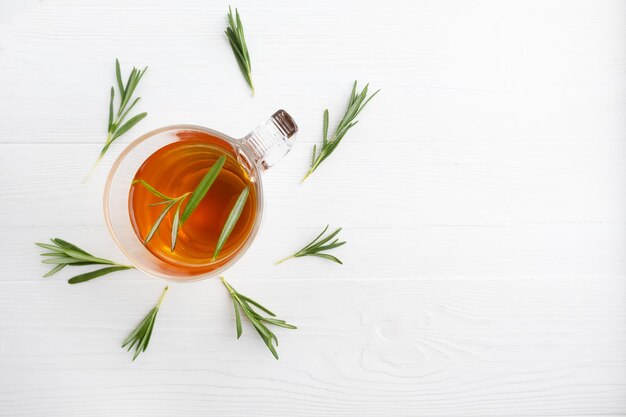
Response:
[36, 238, 133, 284]
[133, 179, 190, 250]
[85, 59, 148, 181]
[302, 81, 379, 182]
[180, 156, 226, 223]
[133, 155, 250, 261]
[276, 225, 346, 265]
[133, 155, 226, 251]
[225, 6, 254, 95]
[123, 286, 168, 361]
[213, 186, 249, 260]
[221, 277, 296, 359]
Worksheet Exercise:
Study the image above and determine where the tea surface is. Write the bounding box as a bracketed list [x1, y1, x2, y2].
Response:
[129, 130, 258, 274]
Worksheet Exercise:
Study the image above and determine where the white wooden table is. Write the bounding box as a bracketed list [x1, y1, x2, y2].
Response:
[1, 1, 624, 416]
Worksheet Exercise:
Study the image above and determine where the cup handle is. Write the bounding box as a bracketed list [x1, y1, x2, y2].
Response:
[237, 110, 298, 171]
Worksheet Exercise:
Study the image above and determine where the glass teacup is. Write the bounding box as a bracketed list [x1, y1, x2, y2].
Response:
[104, 110, 298, 282]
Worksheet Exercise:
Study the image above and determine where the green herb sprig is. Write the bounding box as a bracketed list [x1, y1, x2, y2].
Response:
[122, 286, 168, 361]
[302, 81, 379, 182]
[221, 277, 296, 359]
[85, 59, 148, 181]
[212, 186, 249, 260]
[132, 179, 191, 251]
[133, 155, 226, 251]
[36, 238, 133, 284]
[275, 225, 346, 265]
[225, 6, 254, 95]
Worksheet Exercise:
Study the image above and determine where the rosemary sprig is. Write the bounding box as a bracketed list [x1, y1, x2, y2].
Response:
[122, 286, 168, 361]
[133, 155, 226, 251]
[221, 277, 296, 359]
[36, 238, 133, 284]
[275, 225, 346, 265]
[225, 6, 254, 95]
[302, 81, 379, 182]
[133, 179, 191, 251]
[213, 186, 249, 261]
[85, 59, 148, 181]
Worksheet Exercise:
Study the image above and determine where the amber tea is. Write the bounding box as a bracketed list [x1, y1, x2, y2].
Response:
[105, 111, 297, 281]
[129, 130, 258, 275]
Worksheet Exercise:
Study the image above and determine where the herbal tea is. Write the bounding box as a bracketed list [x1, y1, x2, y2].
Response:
[129, 130, 258, 275]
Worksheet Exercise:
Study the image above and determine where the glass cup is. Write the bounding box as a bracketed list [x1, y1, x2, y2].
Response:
[104, 110, 298, 282]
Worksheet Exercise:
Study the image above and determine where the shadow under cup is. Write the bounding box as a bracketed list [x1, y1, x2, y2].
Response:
[104, 125, 264, 282]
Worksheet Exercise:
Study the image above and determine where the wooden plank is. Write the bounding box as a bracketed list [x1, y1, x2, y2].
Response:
[9, 222, 625, 282]
[0, 0, 624, 146]
[0, 279, 624, 416]
[0, 141, 624, 228]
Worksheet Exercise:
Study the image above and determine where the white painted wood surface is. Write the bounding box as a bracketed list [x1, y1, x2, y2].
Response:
[1, 0, 624, 415]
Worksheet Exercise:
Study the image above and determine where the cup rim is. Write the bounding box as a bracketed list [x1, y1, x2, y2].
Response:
[103, 124, 264, 283]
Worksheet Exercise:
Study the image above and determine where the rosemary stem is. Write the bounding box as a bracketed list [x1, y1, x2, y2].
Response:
[221, 276, 235, 294]
[300, 170, 312, 183]
[83, 154, 103, 183]
[302, 157, 323, 182]
[104, 131, 113, 147]
[274, 255, 294, 265]
[156, 286, 169, 308]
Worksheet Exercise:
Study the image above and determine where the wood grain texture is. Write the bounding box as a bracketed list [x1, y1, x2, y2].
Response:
[1, 279, 625, 417]
[0, 0, 624, 416]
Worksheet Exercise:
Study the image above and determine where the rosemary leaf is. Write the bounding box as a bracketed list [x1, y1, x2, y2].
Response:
[111, 112, 147, 141]
[322, 109, 329, 144]
[43, 264, 66, 278]
[68, 266, 133, 284]
[118, 97, 141, 124]
[36, 242, 66, 252]
[233, 298, 242, 338]
[170, 198, 184, 252]
[180, 155, 226, 223]
[53, 238, 92, 255]
[260, 317, 297, 329]
[213, 187, 249, 261]
[108, 87, 114, 131]
[132, 179, 175, 200]
[42, 258, 94, 265]
[307, 253, 343, 264]
[115, 58, 125, 95]
[61, 250, 117, 265]
[145, 199, 177, 244]
[238, 294, 275, 316]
